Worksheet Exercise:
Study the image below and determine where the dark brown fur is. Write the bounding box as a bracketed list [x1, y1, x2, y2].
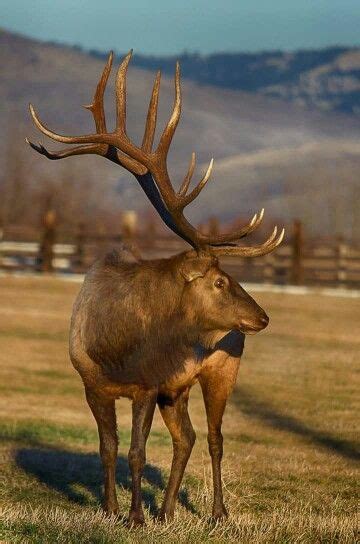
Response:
[69, 249, 268, 524]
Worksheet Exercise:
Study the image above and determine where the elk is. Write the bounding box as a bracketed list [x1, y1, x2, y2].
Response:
[27, 50, 284, 525]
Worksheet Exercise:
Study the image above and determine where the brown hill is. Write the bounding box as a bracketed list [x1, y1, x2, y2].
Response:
[195, 140, 360, 239]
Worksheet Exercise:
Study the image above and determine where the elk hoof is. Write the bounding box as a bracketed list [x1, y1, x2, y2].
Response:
[211, 504, 228, 521]
[157, 510, 174, 523]
[103, 503, 120, 518]
[127, 511, 145, 527]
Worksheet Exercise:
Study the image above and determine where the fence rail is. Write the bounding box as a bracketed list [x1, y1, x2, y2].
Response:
[1, 232, 360, 289]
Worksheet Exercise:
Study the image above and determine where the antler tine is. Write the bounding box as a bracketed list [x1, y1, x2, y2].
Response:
[115, 49, 133, 134]
[178, 152, 196, 196]
[212, 227, 285, 257]
[25, 138, 105, 161]
[156, 61, 181, 159]
[179, 158, 213, 208]
[28, 50, 118, 147]
[83, 51, 113, 132]
[208, 209, 265, 247]
[235, 208, 264, 238]
[28, 103, 105, 145]
[142, 71, 161, 153]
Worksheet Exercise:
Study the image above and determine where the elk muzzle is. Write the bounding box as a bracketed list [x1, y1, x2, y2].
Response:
[239, 310, 269, 334]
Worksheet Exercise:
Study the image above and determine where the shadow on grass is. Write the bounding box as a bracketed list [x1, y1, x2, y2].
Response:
[232, 386, 360, 462]
[15, 447, 197, 516]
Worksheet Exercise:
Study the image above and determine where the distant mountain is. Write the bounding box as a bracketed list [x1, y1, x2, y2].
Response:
[1, 28, 359, 239]
[96, 47, 359, 116]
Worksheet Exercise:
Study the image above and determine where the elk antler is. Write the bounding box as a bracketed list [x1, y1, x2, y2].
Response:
[27, 51, 284, 255]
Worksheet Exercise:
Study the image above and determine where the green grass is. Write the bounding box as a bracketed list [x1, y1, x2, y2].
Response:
[0, 419, 172, 449]
[0, 327, 68, 342]
[0, 276, 359, 543]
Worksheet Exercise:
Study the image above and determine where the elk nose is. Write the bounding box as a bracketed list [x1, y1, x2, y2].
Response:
[260, 314, 269, 327]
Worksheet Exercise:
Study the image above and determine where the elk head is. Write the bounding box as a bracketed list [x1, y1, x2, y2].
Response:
[27, 51, 284, 336]
[178, 251, 269, 342]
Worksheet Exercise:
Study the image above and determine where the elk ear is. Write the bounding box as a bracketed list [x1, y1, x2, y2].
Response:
[180, 257, 212, 282]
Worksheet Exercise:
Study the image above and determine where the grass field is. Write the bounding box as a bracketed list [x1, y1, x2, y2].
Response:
[0, 276, 359, 543]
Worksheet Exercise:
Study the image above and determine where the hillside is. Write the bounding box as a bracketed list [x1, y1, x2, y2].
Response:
[1, 28, 359, 238]
[128, 47, 360, 116]
[194, 140, 360, 238]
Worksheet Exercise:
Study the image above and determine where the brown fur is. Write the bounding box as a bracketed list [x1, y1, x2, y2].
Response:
[27, 50, 277, 525]
[69, 249, 268, 524]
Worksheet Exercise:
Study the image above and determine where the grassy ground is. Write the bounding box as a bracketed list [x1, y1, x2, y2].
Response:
[0, 275, 358, 543]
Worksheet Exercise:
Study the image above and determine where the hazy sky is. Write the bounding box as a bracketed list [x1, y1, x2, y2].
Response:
[2, 0, 359, 54]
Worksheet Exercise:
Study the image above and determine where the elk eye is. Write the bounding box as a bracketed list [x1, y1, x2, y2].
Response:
[214, 277, 225, 289]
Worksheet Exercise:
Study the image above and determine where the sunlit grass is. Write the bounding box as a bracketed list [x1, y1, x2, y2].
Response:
[1, 502, 357, 544]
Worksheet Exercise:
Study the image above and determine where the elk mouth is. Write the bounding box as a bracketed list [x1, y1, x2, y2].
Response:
[238, 316, 269, 335]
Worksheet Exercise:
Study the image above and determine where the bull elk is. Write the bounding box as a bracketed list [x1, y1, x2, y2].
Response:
[27, 50, 284, 525]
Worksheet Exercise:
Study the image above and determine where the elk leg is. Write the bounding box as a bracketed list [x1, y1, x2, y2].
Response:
[199, 357, 240, 520]
[128, 389, 158, 526]
[85, 389, 119, 515]
[158, 388, 196, 520]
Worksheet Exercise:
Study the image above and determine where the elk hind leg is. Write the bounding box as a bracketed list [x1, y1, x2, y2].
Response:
[85, 389, 119, 515]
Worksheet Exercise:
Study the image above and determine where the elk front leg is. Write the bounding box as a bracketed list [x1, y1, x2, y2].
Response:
[199, 356, 240, 520]
[158, 388, 196, 521]
[128, 389, 158, 526]
[85, 389, 119, 515]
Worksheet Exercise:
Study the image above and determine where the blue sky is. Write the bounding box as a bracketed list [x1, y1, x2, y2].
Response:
[2, 0, 359, 54]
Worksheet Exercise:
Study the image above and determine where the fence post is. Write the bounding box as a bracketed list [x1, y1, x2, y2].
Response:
[39, 209, 56, 273]
[263, 253, 275, 284]
[291, 219, 303, 285]
[143, 217, 157, 249]
[336, 236, 348, 288]
[121, 210, 138, 240]
[208, 216, 219, 237]
[121, 210, 142, 258]
[0, 226, 3, 270]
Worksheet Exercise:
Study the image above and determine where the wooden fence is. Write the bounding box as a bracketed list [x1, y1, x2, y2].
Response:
[0, 220, 359, 289]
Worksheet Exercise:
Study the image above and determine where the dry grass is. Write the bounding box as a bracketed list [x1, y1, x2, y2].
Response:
[0, 275, 359, 543]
